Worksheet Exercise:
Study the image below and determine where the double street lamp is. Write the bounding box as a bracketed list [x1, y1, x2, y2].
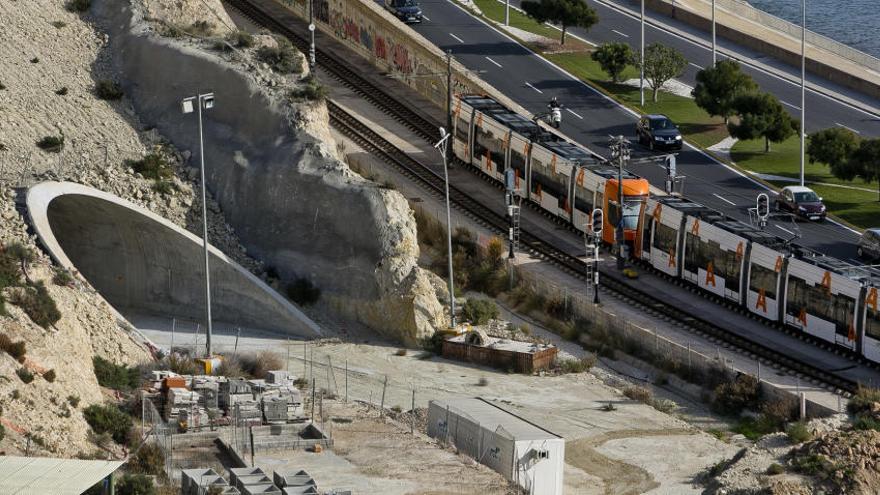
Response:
[181, 92, 215, 358]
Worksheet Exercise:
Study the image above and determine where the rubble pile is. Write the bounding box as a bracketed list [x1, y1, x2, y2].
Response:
[789, 428, 880, 494]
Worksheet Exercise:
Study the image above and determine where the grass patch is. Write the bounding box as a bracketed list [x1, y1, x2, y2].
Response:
[257, 37, 303, 74]
[732, 415, 779, 441]
[16, 368, 34, 384]
[289, 75, 328, 102]
[473, 0, 574, 45]
[461, 298, 499, 325]
[10, 282, 61, 328]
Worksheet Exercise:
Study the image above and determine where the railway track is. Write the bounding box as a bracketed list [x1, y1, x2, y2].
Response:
[226, 0, 860, 394]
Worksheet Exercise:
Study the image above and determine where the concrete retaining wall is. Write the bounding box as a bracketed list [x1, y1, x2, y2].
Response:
[271, 0, 529, 116]
[633, 0, 880, 99]
[26, 182, 321, 337]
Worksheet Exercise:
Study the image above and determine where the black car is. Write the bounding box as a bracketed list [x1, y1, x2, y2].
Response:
[385, 0, 423, 23]
[637, 114, 683, 151]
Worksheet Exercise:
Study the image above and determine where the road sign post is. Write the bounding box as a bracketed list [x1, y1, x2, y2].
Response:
[588, 208, 603, 304]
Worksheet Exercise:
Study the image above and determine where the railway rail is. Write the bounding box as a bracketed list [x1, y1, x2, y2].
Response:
[225, 0, 860, 394]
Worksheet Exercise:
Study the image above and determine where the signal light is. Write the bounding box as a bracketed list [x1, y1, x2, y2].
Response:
[590, 208, 603, 236]
[757, 193, 770, 219]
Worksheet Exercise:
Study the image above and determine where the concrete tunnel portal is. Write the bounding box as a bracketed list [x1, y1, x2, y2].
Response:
[26, 182, 321, 338]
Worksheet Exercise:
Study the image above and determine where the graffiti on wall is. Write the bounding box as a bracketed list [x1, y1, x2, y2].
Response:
[326, 1, 420, 75]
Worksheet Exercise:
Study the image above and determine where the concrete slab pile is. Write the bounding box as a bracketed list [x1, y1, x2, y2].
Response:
[274, 470, 317, 495]
[230, 467, 282, 495]
[181, 468, 240, 495]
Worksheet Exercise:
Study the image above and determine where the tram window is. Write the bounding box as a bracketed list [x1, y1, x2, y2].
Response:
[866, 308, 880, 340]
[786, 276, 854, 335]
[455, 114, 469, 144]
[748, 263, 777, 300]
[642, 217, 653, 253]
[474, 126, 505, 169]
[652, 223, 677, 253]
[684, 234, 740, 283]
[510, 149, 526, 180]
[531, 169, 564, 199]
[574, 190, 593, 214]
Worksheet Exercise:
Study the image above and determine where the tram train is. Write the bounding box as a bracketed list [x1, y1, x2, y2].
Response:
[452, 94, 880, 364]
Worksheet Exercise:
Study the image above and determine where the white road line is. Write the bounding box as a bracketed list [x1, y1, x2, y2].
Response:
[485, 56, 503, 68]
[449, 33, 464, 43]
[525, 82, 543, 94]
[712, 193, 737, 206]
[422, 14, 430, 21]
[781, 100, 801, 110]
[835, 122, 862, 134]
[611, 29, 629, 38]
[566, 108, 584, 119]
[775, 225, 796, 235]
[689, 62, 704, 70]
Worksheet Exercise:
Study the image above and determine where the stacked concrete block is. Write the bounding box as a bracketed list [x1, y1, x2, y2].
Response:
[230, 467, 280, 495]
[274, 470, 317, 495]
[193, 378, 220, 409]
[240, 485, 282, 495]
[263, 397, 288, 423]
[165, 388, 200, 422]
[266, 370, 289, 384]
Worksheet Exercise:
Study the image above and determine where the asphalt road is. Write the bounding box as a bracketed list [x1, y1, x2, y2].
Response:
[408, 0, 865, 260]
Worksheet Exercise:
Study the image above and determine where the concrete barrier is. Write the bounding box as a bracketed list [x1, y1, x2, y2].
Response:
[26, 181, 322, 337]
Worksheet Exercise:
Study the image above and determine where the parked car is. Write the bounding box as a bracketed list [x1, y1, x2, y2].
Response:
[385, 0, 423, 23]
[858, 228, 880, 260]
[636, 114, 683, 151]
[775, 185, 826, 221]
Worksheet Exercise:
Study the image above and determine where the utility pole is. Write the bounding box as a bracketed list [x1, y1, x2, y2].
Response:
[799, 0, 806, 187]
[609, 136, 630, 270]
[308, 0, 316, 70]
[640, 0, 645, 107]
[446, 50, 453, 147]
[435, 127, 456, 329]
[711, 0, 717, 64]
[181, 92, 215, 357]
[505, 0, 510, 26]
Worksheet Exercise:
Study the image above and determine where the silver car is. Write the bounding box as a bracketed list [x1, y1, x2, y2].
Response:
[857, 228, 880, 260]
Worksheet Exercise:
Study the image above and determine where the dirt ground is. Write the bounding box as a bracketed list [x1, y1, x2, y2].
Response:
[255, 401, 516, 494]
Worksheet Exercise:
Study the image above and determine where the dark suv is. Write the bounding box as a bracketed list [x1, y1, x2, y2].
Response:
[385, 0, 423, 23]
[775, 186, 826, 221]
[637, 114, 683, 151]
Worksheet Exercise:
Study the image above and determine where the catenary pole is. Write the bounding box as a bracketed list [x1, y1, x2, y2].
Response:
[640, 0, 645, 107]
[800, 0, 806, 187]
[197, 95, 212, 357]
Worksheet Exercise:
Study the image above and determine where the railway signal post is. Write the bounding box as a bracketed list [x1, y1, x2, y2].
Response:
[756, 193, 770, 229]
[588, 208, 603, 304]
[609, 135, 631, 270]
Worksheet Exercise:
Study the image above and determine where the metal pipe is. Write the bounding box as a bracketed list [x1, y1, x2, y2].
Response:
[444, 51, 456, 328]
[197, 96, 212, 358]
[800, 0, 806, 187]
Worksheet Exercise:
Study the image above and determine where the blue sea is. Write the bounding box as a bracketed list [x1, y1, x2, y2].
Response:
[746, 0, 880, 59]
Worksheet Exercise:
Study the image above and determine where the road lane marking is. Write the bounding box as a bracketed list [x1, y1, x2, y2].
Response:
[776, 225, 796, 235]
[689, 62, 704, 70]
[780, 100, 801, 110]
[566, 108, 584, 119]
[611, 29, 630, 38]
[712, 193, 736, 206]
[525, 82, 543, 94]
[485, 56, 503, 68]
[422, 14, 430, 21]
[835, 122, 861, 134]
[449, 33, 464, 43]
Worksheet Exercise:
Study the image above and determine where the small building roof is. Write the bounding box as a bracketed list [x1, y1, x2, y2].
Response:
[447, 334, 556, 354]
[430, 397, 562, 441]
[0, 456, 124, 495]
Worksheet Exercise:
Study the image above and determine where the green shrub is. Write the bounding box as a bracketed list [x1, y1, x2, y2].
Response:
[0, 82, 5, 90]
[419, 332, 446, 354]
[128, 442, 165, 477]
[761, 397, 797, 429]
[43, 369, 56, 383]
[732, 415, 779, 440]
[94, 80, 123, 100]
[711, 374, 760, 416]
[16, 368, 34, 384]
[10, 281, 62, 328]
[51, 21, 67, 29]
[289, 76, 328, 102]
[790, 453, 828, 476]
[227, 30, 254, 48]
[623, 385, 653, 403]
[36, 135, 64, 153]
[0, 245, 23, 288]
[847, 386, 880, 416]
[52, 267, 74, 287]
[151, 179, 176, 196]
[786, 421, 812, 443]
[125, 153, 172, 180]
[65, 0, 91, 12]
[461, 298, 499, 325]
[257, 37, 302, 74]
[287, 277, 320, 306]
[766, 463, 784, 475]
[0, 423, 5, 442]
[93, 356, 140, 390]
[115, 473, 156, 495]
[166, 354, 198, 375]
[0, 334, 27, 362]
[83, 404, 133, 444]
[853, 415, 880, 432]
[55, 86, 68, 95]
[30, 57, 40, 64]
[557, 355, 596, 374]
[68, 395, 80, 408]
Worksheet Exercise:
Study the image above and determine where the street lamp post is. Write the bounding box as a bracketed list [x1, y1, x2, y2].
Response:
[799, 0, 806, 187]
[640, 0, 645, 107]
[308, 0, 316, 69]
[711, 0, 717, 64]
[181, 92, 215, 358]
[434, 128, 456, 329]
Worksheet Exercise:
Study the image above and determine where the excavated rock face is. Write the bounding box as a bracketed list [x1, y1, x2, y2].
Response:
[102, 0, 446, 344]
